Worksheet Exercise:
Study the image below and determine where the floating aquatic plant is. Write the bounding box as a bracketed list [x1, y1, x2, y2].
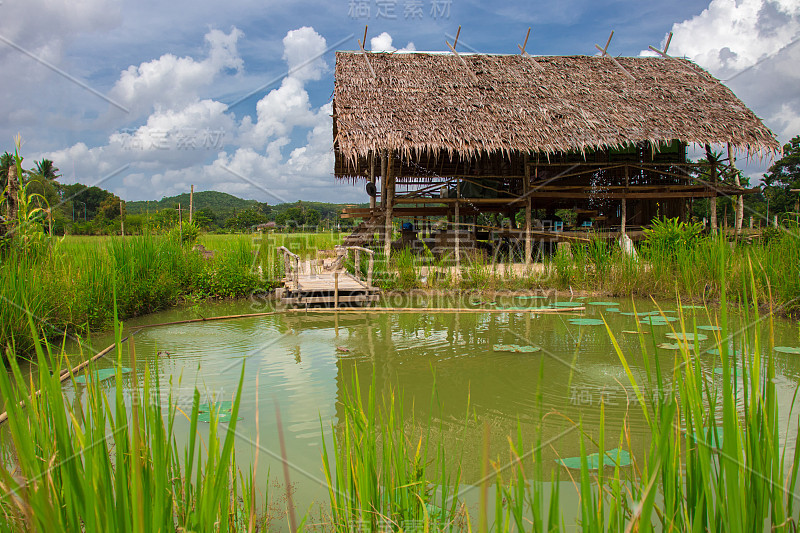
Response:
[556, 448, 631, 470]
[492, 344, 541, 353]
[74, 367, 132, 384]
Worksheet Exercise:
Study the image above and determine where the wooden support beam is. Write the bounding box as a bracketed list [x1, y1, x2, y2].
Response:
[648, 31, 674, 58]
[445, 28, 478, 82]
[358, 26, 376, 79]
[706, 144, 718, 234]
[455, 181, 461, 268]
[729, 142, 743, 236]
[595, 31, 636, 81]
[621, 165, 628, 234]
[524, 153, 532, 266]
[384, 153, 394, 259]
[369, 152, 376, 210]
[517, 27, 543, 70]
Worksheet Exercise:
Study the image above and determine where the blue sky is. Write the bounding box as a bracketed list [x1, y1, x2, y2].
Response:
[1, 0, 798, 203]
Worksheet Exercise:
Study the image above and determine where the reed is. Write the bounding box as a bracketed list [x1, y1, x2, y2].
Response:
[0, 302, 269, 531]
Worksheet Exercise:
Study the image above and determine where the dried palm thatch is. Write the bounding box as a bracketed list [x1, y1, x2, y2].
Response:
[333, 52, 779, 179]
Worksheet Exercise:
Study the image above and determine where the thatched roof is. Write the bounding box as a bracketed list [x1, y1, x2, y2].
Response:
[333, 52, 778, 177]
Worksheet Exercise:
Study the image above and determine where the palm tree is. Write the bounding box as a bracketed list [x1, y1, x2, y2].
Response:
[34, 159, 60, 181]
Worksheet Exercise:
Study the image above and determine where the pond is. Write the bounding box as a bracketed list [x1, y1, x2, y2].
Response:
[18, 293, 800, 520]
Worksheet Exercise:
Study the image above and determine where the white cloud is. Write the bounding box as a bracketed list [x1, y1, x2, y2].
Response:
[42, 26, 349, 203]
[0, 0, 122, 138]
[108, 28, 243, 119]
[650, 0, 800, 76]
[282, 26, 328, 82]
[369, 32, 416, 52]
[644, 0, 800, 151]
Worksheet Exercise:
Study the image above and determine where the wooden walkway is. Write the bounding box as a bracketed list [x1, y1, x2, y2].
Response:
[277, 246, 380, 307]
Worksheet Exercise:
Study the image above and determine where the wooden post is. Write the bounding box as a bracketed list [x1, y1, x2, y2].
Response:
[621, 165, 628, 234]
[455, 181, 461, 269]
[334, 271, 339, 308]
[367, 252, 374, 287]
[706, 145, 718, 235]
[120, 200, 125, 236]
[524, 154, 531, 266]
[369, 153, 376, 211]
[178, 202, 183, 238]
[189, 184, 194, 224]
[380, 151, 387, 209]
[355, 249, 361, 278]
[384, 152, 394, 259]
[728, 143, 743, 236]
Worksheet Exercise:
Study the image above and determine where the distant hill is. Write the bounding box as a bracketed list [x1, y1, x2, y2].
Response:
[126, 191, 261, 219]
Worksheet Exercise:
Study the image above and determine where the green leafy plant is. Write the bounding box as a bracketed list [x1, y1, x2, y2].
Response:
[642, 216, 704, 260]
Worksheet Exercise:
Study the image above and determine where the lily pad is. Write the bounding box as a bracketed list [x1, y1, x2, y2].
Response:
[568, 318, 605, 326]
[198, 401, 233, 413]
[74, 367, 132, 384]
[621, 311, 660, 317]
[197, 411, 241, 423]
[775, 346, 800, 355]
[551, 301, 584, 308]
[640, 316, 678, 325]
[604, 308, 621, 313]
[515, 295, 546, 300]
[666, 332, 708, 342]
[587, 301, 620, 306]
[705, 348, 744, 356]
[657, 342, 695, 351]
[713, 367, 742, 378]
[697, 325, 721, 331]
[493, 344, 541, 353]
[681, 305, 705, 309]
[556, 448, 632, 470]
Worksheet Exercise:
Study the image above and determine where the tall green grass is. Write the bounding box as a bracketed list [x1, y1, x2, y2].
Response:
[0, 305, 267, 531]
[0, 234, 267, 358]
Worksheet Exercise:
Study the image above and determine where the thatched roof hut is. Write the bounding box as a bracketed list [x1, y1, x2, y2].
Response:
[333, 52, 778, 179]
[333, 50, 777, 258]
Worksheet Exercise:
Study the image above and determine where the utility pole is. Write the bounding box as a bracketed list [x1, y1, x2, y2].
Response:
[120, 199, 124, 236]
[189, 184, 194, 224]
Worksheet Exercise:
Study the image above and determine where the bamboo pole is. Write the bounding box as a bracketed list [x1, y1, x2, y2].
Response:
[285, 306, 585, 314]
[455, 181, 461, 269]
[524, 154, 531, 265]
[621, 165, 628, 234]
[0, 310, 282, 425]
[369, 153, 376, 210]
[729, 143, 743, 236]
[384, 152, 394, 259]
[706, 145, 718, 235]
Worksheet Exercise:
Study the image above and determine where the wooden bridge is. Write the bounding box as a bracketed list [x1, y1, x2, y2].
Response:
[277, 246, 380, 307]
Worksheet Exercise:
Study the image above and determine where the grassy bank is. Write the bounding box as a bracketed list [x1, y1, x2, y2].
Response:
[366, 224, 800, 316]
[0, 234, 269, 357]
[1, 268, 798, 530]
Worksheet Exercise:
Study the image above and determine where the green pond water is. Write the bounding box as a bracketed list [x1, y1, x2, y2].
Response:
[10, 293, 800, 519]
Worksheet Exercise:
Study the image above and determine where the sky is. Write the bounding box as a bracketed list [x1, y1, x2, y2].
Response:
[1, 0, 799, 204]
